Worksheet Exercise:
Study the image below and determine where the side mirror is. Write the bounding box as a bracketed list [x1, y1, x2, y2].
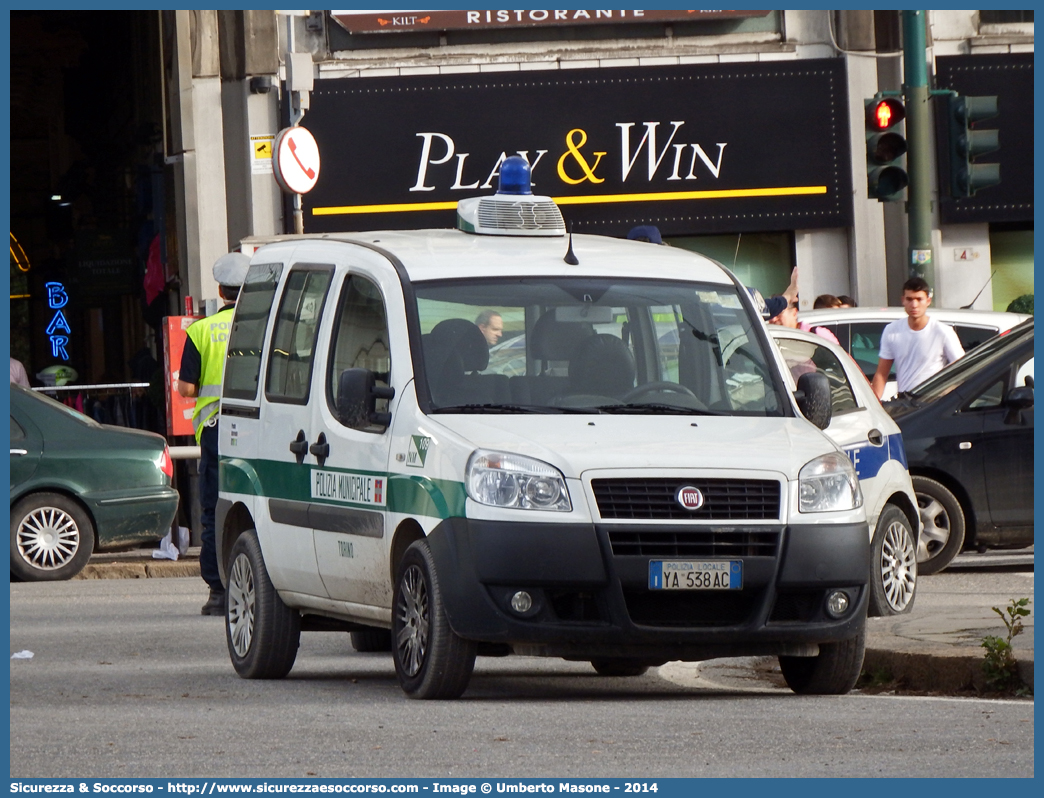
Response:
[794, 371, 832, 430]
[337, 368, 395, 429]
[1003, 385, 1033, 425]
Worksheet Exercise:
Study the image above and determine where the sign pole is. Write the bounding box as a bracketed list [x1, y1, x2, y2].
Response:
[902, 10, 934, 287]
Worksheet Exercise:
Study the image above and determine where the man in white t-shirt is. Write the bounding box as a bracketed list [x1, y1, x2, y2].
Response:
[872, 277, 964, 399]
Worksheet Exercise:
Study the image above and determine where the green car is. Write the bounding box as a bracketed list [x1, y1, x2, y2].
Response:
[9, 384, 180, 581]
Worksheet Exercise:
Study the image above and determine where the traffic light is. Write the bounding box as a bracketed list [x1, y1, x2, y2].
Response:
[865, 96, 908, 201]
[946, 94, 1000, 197]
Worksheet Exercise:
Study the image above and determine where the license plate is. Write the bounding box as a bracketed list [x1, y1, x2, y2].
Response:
[649, 560, 743, 590]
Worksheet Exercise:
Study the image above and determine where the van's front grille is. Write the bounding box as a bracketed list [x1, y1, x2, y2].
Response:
[605, 527, 780, 558]
[591, 478, 781, 521]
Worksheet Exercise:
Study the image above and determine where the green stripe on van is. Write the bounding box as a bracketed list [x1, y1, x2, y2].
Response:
[219, 457, 466, 519]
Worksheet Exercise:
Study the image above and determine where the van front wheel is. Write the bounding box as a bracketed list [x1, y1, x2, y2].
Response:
[226, 530, 300, 679]
[778, 622, 866, 695]
[392, 540, 476, 699]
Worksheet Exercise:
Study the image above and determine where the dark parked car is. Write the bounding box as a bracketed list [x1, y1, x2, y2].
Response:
[10, 384, 180, 581]
[884, 318, 1033, 574]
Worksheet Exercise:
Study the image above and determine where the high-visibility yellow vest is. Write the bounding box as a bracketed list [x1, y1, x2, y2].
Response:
[185, 305, 235, 443]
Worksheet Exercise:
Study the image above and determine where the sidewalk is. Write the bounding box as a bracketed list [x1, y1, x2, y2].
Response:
[81, 546, 1033, 694]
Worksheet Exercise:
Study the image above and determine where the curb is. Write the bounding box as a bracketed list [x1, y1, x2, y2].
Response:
[863, 648, 1034, 693]
[75, 560, 201, 580]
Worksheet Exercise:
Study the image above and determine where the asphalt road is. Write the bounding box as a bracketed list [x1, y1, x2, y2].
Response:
[9, 577, 1034, 779]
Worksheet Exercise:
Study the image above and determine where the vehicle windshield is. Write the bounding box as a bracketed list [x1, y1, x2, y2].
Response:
[908, 320, 1034, 402]
[413, 277, 784, 416]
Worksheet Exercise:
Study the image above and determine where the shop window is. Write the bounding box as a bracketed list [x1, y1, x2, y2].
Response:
[670, 232, 794, 302]
[988, 227, 1034, 312]
[979, 11, 1034, 24]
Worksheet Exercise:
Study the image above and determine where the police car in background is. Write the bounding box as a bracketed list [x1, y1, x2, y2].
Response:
[768, 326, 920, 615]
[216, 157, 873, 699]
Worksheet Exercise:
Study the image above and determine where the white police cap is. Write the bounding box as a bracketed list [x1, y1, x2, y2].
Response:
[212, 252, 250, 287]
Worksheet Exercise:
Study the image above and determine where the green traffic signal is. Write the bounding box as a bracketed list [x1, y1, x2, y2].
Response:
[947, 94, 1001, 197]
[865, 97, 908, 201]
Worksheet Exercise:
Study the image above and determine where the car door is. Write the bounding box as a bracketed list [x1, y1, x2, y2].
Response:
[972, 351, 1033, 529]
[309, 269, 396, 608]
[10, 405, 43, 493]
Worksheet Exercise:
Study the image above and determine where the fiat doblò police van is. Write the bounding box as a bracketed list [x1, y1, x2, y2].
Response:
[216, 159, 869, 699]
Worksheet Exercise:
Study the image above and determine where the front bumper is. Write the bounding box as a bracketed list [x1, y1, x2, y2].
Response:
[427, 517, 869, 661]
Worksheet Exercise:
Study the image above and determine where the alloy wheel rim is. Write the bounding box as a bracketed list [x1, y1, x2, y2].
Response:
[880, 519, 916, 612]
[395, 564, 430, 677]
[17, 506, 80, 570]
[228, 553, 256, 657]
[916, 492, 951, 562]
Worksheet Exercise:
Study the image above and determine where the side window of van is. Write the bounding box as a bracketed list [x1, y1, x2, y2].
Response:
[327, 275, 392, 432]
[265, 265, 333, 404]
[224, 262, 283, 401]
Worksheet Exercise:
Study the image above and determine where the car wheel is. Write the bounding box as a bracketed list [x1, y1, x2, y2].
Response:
[590, 659, 650, 677]
[226, 530, 300, 679]
[392, 540, 476, 699]
[350, 627, 392, 652]
[779, 622, 866, 695]
[10, 492, 95, 581]
[868, 504, 917, 616]
[912, 476, 966, 575]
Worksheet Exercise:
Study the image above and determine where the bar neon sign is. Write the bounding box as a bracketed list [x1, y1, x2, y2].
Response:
[45, 281, 71, 360]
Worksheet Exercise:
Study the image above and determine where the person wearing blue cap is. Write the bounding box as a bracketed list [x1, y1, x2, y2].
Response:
[627, 225, 664, 245]
[177, 251, 250, 616]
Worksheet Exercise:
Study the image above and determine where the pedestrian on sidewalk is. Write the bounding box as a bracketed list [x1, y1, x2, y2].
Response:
[872, 276, 964, 399]
[177, 252, 249, 616]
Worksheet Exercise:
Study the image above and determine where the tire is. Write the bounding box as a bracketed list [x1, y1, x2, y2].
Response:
[351, 627, 392, 652]
[590, 659, 650, 677]
[226, 530, 300, 679]
[392, 540, 476, 699]
[11, 492, 95, 581]
[868, 504, 917, 616]
[912, 476, 966, 575]
[779, 622, 866, 695]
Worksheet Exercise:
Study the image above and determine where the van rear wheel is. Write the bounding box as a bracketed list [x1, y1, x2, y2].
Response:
[226, 530, 300, 679]
[392, 540, 476, 699]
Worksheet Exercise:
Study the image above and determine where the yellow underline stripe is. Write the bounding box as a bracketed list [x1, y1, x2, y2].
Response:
[311, 185, 828, 216]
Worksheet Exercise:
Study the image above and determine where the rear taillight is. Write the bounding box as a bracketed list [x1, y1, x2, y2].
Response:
[159, 446, 174, 479]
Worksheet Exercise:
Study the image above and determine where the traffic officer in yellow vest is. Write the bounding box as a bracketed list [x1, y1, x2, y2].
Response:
[177, 252, 249, 615]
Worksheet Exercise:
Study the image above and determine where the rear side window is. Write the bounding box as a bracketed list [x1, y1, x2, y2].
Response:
[953, 324, 998, 352]
[224, 263, 283, 401]
[266, 265, 334, 404]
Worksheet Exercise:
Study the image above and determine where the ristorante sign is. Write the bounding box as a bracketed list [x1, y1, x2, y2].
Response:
[330, 9, 770, 34]
[303, 61, 853, 235]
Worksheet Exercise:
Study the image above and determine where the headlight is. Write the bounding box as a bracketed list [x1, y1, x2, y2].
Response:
[798, 452, 862, 513]
[466, 450, 572, 512]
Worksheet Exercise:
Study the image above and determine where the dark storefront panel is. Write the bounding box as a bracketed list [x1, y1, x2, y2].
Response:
[303, 60, 853, 236]
[935, 54, 1032, 225]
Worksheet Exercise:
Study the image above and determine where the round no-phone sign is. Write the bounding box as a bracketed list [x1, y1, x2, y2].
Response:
[273, 126, 321, 194]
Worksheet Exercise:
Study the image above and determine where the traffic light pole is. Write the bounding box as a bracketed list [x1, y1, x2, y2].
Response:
[903, 10, 934, 286]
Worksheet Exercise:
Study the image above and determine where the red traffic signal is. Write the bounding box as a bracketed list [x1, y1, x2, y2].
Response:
[866, 98, 906, 131]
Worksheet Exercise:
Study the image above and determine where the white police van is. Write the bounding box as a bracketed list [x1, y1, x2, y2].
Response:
[216, 158, 871, 699]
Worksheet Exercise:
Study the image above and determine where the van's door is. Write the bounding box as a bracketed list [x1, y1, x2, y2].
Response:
[308, 269, 395, 608]
[254, 261, 336, 597]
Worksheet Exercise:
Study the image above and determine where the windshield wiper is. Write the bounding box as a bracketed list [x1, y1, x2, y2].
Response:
[595, 403, 721, 415]
[432, 403, 600, 414]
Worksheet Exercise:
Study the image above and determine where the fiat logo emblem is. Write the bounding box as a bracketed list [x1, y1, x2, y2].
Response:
[675, 485, 705, 511]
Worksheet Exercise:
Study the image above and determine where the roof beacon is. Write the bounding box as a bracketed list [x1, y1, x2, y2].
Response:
[456, 155, 566, 237]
